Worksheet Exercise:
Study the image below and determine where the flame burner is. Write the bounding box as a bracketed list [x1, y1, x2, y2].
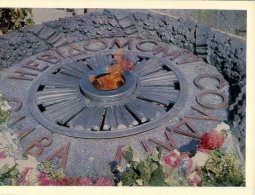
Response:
[80, 69, 137, 103]
[28, 50, 187, 138]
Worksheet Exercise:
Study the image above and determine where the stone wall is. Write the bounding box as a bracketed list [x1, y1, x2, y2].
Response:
[151, 10, 247, 39]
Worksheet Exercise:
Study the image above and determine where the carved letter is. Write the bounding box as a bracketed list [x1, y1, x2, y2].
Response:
[114, 145, 126, 164]
[7, 70, 37, 81]
[23, 135, 53, 157]
[45, 142, 70, 169]
[184, 105, 222, 121]
[4, 95, 22, 112]
[176, 52, 201, 65]
[136, 40, 158, 52]
[68, 45, 84, 57]
[196, 90, 228, 110]
[8, 115, 26, 127]
[194, 73, 226, 90]
[18, 128, 36, 140]
[141, 140, 153, 153]
[22, 59, 49, 72]
[84, 39, 108, 52]
[149, 130, 177, 151]
[167, 118, 201, 139]
[109, 38, 133, 50]
[37, 52, 60, 64]
[153, 45, 182, 60]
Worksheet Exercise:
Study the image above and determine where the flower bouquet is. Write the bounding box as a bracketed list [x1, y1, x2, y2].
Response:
[110, 122, 245, 186]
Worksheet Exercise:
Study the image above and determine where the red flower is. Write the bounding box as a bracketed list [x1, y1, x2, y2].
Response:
[187, 171, 201, 186]
[179, 154, 193, 176]
[198, 129, 224, 150]
[78, 178, 93, 186]
[0, 152, 5, 160]
[20, 167, 32, 184]
[38, 172, 61, 186]
[94, 177, 112, 186]
[162, 150, 180, 168]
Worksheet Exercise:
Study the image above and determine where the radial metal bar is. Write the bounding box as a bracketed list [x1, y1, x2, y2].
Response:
[119, 105, 139, 127]
[140, 71, 176, 80]
[134, 59, 163, 76]
[67, 106, 94, 128]
[37, 92, 77, 101]
[103, 106, 117, 130]
[87, 54, 108, 69]
[42, 98, 75, 107]
[37, 89, 76, 96]
[62, 62, 87, 75]
[138, 92, 170, 106]
[47, 73, 80, 81]
[113, 106, 128, 129]
[125, 102, 148, 123]
[45, 77, 78, 85]
[136, 65, 162, 77]
[37, 91, 76, 100]
[57, 103, 85, 124]
[77, 107, 99, 130]
[140, 72, 178, 83]
[140, 88, 179, 97]
[140, 86, 176, 92]
[72, 61, 91, 72]
[59, 68, 83, 79]
[41, 81, 77, 88]
[134, 59, 157, 72]
[125, 53, 140, 64]
[37, 94, 77, 104]
[140, 79, 174, 86]
[140, 76, 178, 83]
[44, 100, 82, 121]
[132, 99, 166, 119]
[85, 107, 105, 131]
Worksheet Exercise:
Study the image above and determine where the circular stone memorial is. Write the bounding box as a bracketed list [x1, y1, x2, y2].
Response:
[0, 9, 245, 178]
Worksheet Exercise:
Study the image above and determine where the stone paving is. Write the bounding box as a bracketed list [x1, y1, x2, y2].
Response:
[0, 9, 246, 177]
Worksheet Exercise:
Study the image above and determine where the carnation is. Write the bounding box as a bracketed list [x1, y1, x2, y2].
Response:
[162, 149, 181, 168]
[78, 177, 93, 186]
[191, 151, 210, 170]
[198, 129, 224, 150]
[187, 171, 201, 186]
[94, 176, 112, 186]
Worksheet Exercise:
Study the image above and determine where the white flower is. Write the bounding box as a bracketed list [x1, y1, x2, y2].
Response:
[23, 168, 39, 185]
[0, 101, 11, 111]
[216, 122, 230, 133]
[117, 165, 124, 172]
[136, 179, 143, 186]
[132, 150, 141, 163]
[0, 157, 15, 170]
[117, 181, 123, 186]
[0, 131, 19, 155]
[192, 151, 210, 170]
[16, 155, 38, 173]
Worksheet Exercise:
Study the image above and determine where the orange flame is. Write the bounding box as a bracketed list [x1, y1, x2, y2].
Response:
[89, 50, 134, 90]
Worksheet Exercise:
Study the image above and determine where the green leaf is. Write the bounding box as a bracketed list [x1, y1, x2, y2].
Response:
[150, 150, 159, 161]
[137, 162, 145, 176]
[164, 166, 173, 176]
[156, 145, 162, 159]
[0, 165, 9, 175]
[149, 167, 164, 186]
[125, 147, 133, 163]
[151, 162, 159, 172]
[9, 169, 19, 177]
